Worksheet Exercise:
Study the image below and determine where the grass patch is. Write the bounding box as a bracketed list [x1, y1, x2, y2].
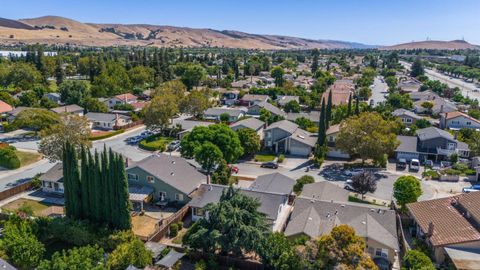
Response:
[2, 198, 50, 216]
[139, 136, 173, 152]
[348, 195, 374, 205]
[172, 228, 187, 245]
[16, 150, 42, 167]
[89, 129, 125, 141]
[254, 154, 276, 162]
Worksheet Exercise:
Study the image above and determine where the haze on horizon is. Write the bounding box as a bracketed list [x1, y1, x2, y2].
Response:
[2, 0, 480, 46]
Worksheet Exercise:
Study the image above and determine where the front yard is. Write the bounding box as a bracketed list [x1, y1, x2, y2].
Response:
[139, 136, 173, 152]
[2, 198, 50, 216]
[254, 153, 276, 162]
[16, 150, 42, 167]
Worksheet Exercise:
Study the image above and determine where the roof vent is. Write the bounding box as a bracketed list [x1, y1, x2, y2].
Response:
[340, 204, 345, 207]
[308, 217, 313, 221]
[370, 209, 376, 212]
[334, 210, 338, 215]
[361, 221, 366, 225]
[170, 172, 175, 176]
[171, 160, 176, 164]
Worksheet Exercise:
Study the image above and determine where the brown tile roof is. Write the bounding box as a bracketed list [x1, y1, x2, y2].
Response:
[321, 89, 351, 106]
[326, 124, 341, 135]
[0, 100, 13, 114]
[444, 111, 480, 124]
[114, 93, 137, 101]
[407, 195, 480, 247]
[458, 191, 480, 223]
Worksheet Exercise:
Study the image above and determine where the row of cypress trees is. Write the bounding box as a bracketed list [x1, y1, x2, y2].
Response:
[63, 143, 131, 230]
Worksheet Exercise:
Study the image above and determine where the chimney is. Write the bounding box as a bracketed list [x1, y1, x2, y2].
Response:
[206, 175, 210, 185]
[125, 158, 129, 168]
[440, 105, 444, 113]
[427, 222, 435, 237]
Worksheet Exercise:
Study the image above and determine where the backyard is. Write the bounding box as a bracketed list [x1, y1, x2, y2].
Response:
[2, 198, 50, 216]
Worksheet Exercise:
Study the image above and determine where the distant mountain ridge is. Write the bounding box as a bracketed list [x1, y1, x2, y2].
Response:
[0, 15, 373, 49]
[380, 39, 479, 50]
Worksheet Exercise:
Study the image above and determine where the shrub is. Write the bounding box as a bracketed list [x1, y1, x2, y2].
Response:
[138, 136, 168, 152]
[0, 146, 20, 169]
[294, 175, 315, 194]
[169, 223, 179, 238]
[89, 129, 125, 141]
[422, 170, 439, 180]
[195, 260, 207, 270]
[278, 154, 285, 163]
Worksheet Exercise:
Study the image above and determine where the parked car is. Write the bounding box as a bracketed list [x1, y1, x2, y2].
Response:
[424, 160, 434, 168]
[369, 99, 374, 106]
[140, 130, 154, 138]
[344, 168, 363, 177]
[128, 136, 142, 145]
[168, 140, 181, 151]
[261, 161, 278, 169]
[344, 179, 357, 192]
[463, 185, 480, 193]
[396, 159, 407, 170]
[228, 165, 239, 174]
[409, 159, 420, 172]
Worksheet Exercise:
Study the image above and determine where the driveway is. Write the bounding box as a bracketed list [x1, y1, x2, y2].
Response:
[369, 76, 388, 106]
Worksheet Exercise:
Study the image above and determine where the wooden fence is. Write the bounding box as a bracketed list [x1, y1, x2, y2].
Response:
[113, 120, 144, 130]
[148, 204, 190, 242]
[0, 182, 32, 201]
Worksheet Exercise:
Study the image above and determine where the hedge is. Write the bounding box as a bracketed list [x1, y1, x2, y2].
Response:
[0, 146, 21, 169]
[89, 129, 125, 141]
[138, 136, 172, 152]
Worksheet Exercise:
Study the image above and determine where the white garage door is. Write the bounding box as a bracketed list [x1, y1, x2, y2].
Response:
[289, 145, 311, 156]
[396, 151, 419, 161]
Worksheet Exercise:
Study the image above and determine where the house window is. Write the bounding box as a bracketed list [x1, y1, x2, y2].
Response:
[193, 207, 205, 217]
[146, 176, 154, 183]
[375, 248, 388, 258]
[175, 193, 184, 201]
[159, 191, 167, 201]
[447, 143, 456, 150]
[467, 121, 472, 126]
[128, 173, 138, 181]
[266, 132, 271, 138]
[405, 118, 412, 123]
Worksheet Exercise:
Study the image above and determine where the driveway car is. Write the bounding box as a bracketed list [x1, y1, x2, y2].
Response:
[261, 161, 279, 169]
[396, 159, 407, 170]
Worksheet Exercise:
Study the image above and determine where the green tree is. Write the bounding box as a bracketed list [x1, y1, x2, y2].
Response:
[387, 92, 413, 109]
[293, 175, 315, 194]
[283, 100, 300, 113]
[181, 64, 206, 90]
[58, 80, 90, 105]
[347, 92, 352, 117]
[294, 117, 314, 130]
[219, 113, 230, 123]
[128, 66, 155, 88]
[91, 61, 132, 97]
[403, 250, 435, 270]
[393, 175, 422, 211]
[82, 97, 108, 113]
[19, 90, 39, 107]
[194, 142, 224, 175]
[270, 66, 285, 87]
[351, 171, 377, 199]
[336, 112, 399, 164]
[107, 237, 152, 270]
[0, 91, 17, 106]
[236, 128, 261, 156]
[144, 93, 178, 131]
[54, 57, 65, 86]
[38, 245, 106, 270]
[410, 58, 425, 78]
[258, 232, 303, 270]
[326, 90, 332, 128]
[11, 108, 60, 131]
[179, 90, 211, 117]
[6, 62, 41, 90]
[211, 159, 232, 185]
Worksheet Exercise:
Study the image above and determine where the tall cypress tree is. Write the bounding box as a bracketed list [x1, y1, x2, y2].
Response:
[108, 149, 117, 227]
[116, 154, 132, 230]
[355, 96, 360, 115]
[63, 143, 73, 218]
[101, 145, 111, 224]
[347, 93, 353, 117]
[80, 147, 90, 219]
[326, 90, 332, 129]
[318, 98, 326, 146]
[63, 142, 82, 219]
[92, 151, 102, 223]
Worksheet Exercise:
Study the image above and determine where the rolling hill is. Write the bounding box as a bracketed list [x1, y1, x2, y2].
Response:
[0, 15, 373, 49]
[380, 40, 479, 50]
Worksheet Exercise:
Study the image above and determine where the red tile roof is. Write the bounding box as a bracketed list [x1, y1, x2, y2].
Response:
[114, 93, 137, 101]
[444, 111, 480, 124]
[0, 101, 13, 114]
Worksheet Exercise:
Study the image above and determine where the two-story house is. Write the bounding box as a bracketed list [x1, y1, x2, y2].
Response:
[126, 154, 206, 205]
[203, 107, 247, 122]
[392, 109, 423, 126]
[395, 127, 470, 162]
[230, 117, 265, 140]
[247, 101, 285, 117]
[264, 120, 316, 157]
[325, 124, 350, 159]
[440, 111, 480, 130]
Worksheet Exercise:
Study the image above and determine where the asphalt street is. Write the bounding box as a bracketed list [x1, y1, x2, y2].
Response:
[369, 76, 388, 106]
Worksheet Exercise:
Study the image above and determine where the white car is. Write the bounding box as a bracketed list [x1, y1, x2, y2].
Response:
[344, 168, 364, 177]
[409, 159, 420, 172]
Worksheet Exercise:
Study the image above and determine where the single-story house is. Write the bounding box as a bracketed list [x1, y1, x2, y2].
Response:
[230, 117, 265, 139]
[392, 109, 423, 126]
[300, 181, 350, 202]
[247, 101, 285, 117]
[126, 154, 206, 204]
[249, 173, 296, 195]
[239, 94, 269, 106]
[203, 107, 246, 122]
[414, 97, 457, 115]
[50, 104, 84, 116]
[276, 95, 300, 107]
[0, 100, 13, 114]
[407, 192, 480, 264]
[326, 124, 350, 159]
[440, 111, 480, 130]
[85, 112, 132, 130]
[189, 183, 291, 232]
[171, 118, 214, 139]
[40, 163, 64, 194]
[106, 93, 138, 109]
[284, 198, 399, 268]
[44, 92, 62, 104]
[264, 120, 316, 157]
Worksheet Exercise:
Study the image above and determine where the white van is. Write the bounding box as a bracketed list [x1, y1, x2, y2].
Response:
[409, 159, 420, 172]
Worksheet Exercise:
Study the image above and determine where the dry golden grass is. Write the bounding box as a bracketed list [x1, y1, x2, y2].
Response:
[132, 214, 159, 239]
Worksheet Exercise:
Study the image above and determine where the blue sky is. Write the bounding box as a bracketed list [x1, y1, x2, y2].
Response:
[2, 0, 480, 45]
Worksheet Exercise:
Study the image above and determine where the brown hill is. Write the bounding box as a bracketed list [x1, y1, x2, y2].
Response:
[0, 15, 371, 49]
[381, 40, 479, 50]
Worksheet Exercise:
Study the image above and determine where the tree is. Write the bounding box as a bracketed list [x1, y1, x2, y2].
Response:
[293, 175, 315, 194]
[39, 114, 92, 161]
[311, 49, 319, 73]
[107, 237, 152, 270]
[402, 250, 435, 270]
[347, 92, 352, 116]
[393, 176, 422, 211]
[410, 58, 425, 78]
[258, 233, 303, 270]
[128, 66, 155, 88]
[153, 80, 187, 100]
[314, 225, 378, 269]
[355, 95, 360, 115]
[295, 117, 314, 130]
[181, 124, 243, 163]
[91, 61, 132, 97]
[326, 90, 332, 128]
[179, 90, 210, 116]
[181, 64, 206, 90]
[183, 186, 268, 256]
[270, 66, 285, 87]
[387, 92, 413, 109]
[19, 90, 38, 107]
[336, 112, 400, 164]
[11, 108, 60, 131]
[144, 93, 178, 131]
[236, 128, 261, 157]
[0, 217, 45, 269]
[54, 57, 65, 86]
[58, 80, 90, 105]
[82, 96, 108, 113]
[38, 245, 106, 270]
[211, 159, 231, 185]
[283, 100, 300, 113]
[6, 62, 41, 90]
[219, 113, 230, 123]
[194, 142, 223, 175]
[351, 171, 377, 199]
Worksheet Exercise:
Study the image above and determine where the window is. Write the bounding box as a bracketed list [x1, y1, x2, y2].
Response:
[447, 143, 456, 150]
[146, 176, 154, 183]
[405, 118, 412, 123]
[375, 248, 388, 258]
[266, 131, 272, 138]
[467, 121, 472, 126]
[194, 207, 205, 217]
[128, 173, 138, 181]
[175, 193, 184, 201]
[159, 191, 167, 201]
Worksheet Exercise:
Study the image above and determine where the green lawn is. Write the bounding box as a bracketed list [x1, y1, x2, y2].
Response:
[2, 198, 49, 216]
[139, 136, 174, 151]
[16, 150, 42, 167]
[254, 154, 276, 162]
[348, 195, 374, 205]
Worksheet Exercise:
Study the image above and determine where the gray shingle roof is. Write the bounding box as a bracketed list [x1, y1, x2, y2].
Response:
[230, 117, 265, 131]
[290, 129, 317, 147]
[276, 95, 299, 106]
[189, 184, 288, 221]
[284, 198, 398, 250]
[155, 250, 185, 268]
[300, 181, 350, 202]
[132, 154, 206, 195]
[204, 107, 246, 117]
[265, 119, 299, 134]
[250, 173, 295, 194]
[39, 163, 63, 183]
[286, 111, 320, 124]
[395, 135, 418, 153]
[254, 101, 285, 116]
[144, 241, 167, 259]
[85, 112, 131, 122]
[392, 109, 422, 120]
[50, 104, 84, 114]
[417, 127, 454, 141]
[241, 94, 269, 102]
[0, 259, 17, 270]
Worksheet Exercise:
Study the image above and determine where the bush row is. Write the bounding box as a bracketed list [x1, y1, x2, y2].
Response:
[89, 129, 125, 141]
[0, 145, 20, 169]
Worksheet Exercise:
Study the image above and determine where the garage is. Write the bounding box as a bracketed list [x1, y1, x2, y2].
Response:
[288, 138, 314, 157]
[395, 151, 419, 161]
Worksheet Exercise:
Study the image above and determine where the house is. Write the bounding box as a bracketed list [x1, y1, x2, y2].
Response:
[440, 111, 480, 130]
[276, 95, 300, 107]
[230, 118, 265, 139]
[284, 198, 399, 268]
[0, 100, 13, 114]
[203, 107, 246, 122]
[50, 104, 84, 116]
[189, 183, 291, 232]
[144, 241, 167, 262]
[395, 127, 470, 162]
[286, 111, 321, 125]
[126, 154, 206, 203]
[221, 90, 240, 106]
[398, 77, 421, 93]
[249, 173, 296, 195]
[40, 163, 64, 194]
[410, 90, 439, 102]
[171, 118, 214, 139]
[107, 93, 138, 109]
[264, 120, 317, 157]
[325, 124, 350, 159]
[392, 109, 423, 126]
[239, 94, 269, 106]
[0, 259, 17, 270]
[6, 106, 27, 123]
[85, 112, 132, 130]
[414, 98, 457, 115]
[407, 192, 480, 265]
[247, 101, 285, 117]
[44, 92, 61, 104]
[321, 80, 355, 106]
[300, 181, 350, 202]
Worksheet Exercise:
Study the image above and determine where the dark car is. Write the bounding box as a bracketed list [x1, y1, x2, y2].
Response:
[396, 159, 407, 170]
[261, 161, 278, 169]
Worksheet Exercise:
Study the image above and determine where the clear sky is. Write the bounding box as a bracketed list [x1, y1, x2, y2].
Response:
[2, 0, 480, 45]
